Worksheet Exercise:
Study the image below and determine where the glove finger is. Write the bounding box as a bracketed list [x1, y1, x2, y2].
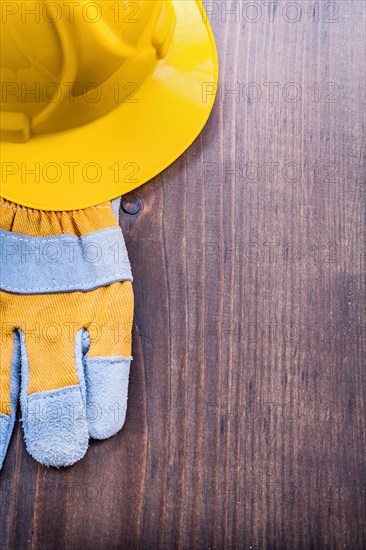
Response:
[19, 329, 89, 468]
[84, 281, 133, 439]
[84, 353, 131, 439]
[0, 329, 21, 469]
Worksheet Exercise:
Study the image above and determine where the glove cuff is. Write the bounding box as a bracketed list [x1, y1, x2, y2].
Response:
[0, 197, 119, 237]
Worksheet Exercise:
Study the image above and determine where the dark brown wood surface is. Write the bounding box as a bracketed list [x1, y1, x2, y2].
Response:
[1, 1, 365, 548]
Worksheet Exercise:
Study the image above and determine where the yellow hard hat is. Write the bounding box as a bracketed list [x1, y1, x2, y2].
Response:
[0, 0, 218, 210]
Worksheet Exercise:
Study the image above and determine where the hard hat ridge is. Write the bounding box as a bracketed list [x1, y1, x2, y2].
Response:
[0, 0, 176, 142]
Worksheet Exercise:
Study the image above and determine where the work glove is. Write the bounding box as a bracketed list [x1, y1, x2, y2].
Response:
[0, 197, 134, 468]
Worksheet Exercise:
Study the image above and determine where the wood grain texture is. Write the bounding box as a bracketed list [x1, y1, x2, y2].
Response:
[1, 1, 365, 548]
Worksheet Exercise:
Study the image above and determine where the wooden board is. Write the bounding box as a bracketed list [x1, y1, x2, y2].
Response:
[1, 1, 365, 547]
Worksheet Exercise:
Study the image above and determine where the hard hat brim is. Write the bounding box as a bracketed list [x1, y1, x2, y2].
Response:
[1, 0, 218, 211]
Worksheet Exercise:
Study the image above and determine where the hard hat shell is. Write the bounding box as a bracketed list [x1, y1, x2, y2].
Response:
[0, 0, 218, 210]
